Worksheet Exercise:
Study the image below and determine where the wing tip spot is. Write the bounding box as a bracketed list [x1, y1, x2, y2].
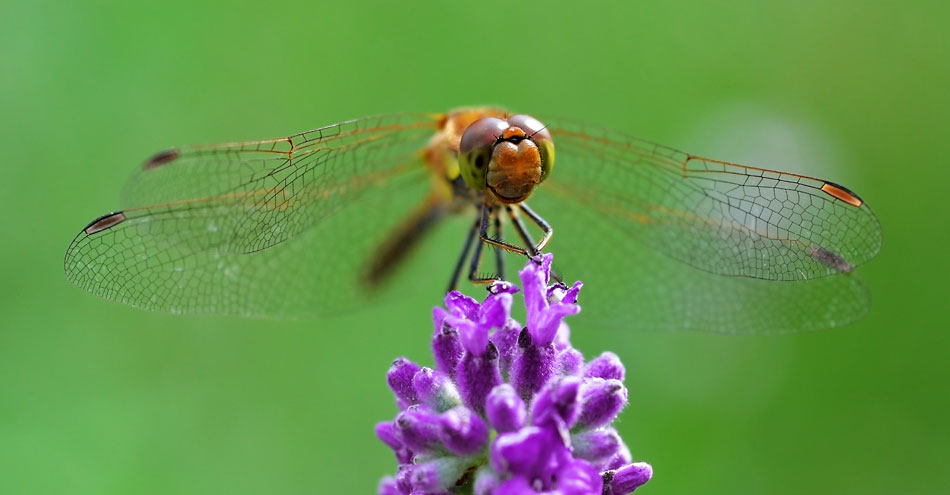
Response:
[84, 211, 127, 235]
[143, 148, 180, 170]
[821, 181, 863, 207]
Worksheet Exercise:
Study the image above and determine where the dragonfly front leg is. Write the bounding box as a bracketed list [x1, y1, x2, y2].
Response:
[478, 202, 531, 257]
[506, 205, 538, 256]
[508, 202, 563, 284]
[518, 202, 553, 254]
[493, 214, 505, 282]
[464, 202, 560, 287]
[469, 203, 512, 285]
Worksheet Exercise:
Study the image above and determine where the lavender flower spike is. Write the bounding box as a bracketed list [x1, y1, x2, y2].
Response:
[377, 254, 652, 495]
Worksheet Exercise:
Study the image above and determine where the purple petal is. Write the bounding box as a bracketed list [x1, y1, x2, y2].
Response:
[554, 322, 572, 351]
[539, 252, 554, 283]
[445, 290, 479, 319]
[386, 358, 420, 409]
[456, 342, 502, 414]
[488, 280, 520, 295]
[546, 282, 568, 303]
[578, 378, 627, 429]
[485, 384, 526, 433]
[440, 406, 489, 455]
[519, 258, 548, 334]
[450, 315, 487, 355]
[531, 301, 581, 346]
[545, 280, 582, 308]
[584, 352, 625, 381]
[478, 291, 512, 331]
[562, 281, 583, 305]
[610, 462, 653, 494]
[532, 376, 582, 428]
[432, 305, 449, 334]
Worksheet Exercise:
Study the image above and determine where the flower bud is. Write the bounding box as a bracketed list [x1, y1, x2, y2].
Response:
[377, 476, 401, 495]
[585, 352, 625, 381]
[491, 425, 560, 474]
[572, 427, 622, 464]
[511, 328, 558, 400]
[557, 457, 603, 494]
[375, 421, 412, 464]
[440, 406, 488, 455]
[376, 254, 650, 494]
[393, 407, 442, 454]
[605, 439, 633, 470]
[472, 466, 501, 495]
[394, 465, 413, 495]
[485, 384, 526, 433]
[609, 462, 653, 494]
[578, 378, 627, 429]
[387, 357, 420, 409]
[558, 347, 585, 377]
[410, 457, 471, 493]
[532, 376, 582, 428]
[456, 342, 501, 414]
[413, 367, 461, 412]
[431, 324, 463, 380]
[492, 319, 521, 379]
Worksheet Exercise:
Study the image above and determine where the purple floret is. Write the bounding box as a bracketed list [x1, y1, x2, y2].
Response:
[376, 254, 652, 495]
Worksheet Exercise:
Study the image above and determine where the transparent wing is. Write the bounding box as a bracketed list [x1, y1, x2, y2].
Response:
[528, 118, 882, 334]
[64, 113, 441, 316]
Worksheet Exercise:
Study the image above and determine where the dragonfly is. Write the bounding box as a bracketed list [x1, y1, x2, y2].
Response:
[64, 106, 882, 334]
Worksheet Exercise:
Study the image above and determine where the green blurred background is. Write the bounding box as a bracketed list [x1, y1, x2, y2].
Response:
[2, 1, 947, 493]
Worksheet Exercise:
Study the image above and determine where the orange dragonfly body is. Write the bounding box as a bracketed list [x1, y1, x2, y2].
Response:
[65, 107, 881, 333]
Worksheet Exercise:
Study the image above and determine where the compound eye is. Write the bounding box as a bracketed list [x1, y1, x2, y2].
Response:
[459, 117, 508, 189]
[507, 114, 555, 182]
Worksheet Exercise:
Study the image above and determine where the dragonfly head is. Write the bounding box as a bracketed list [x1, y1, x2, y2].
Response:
[459, 114, 555, 204]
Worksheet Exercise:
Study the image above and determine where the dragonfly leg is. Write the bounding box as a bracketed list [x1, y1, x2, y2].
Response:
[518, 202, 553, 254]
[506, 205, 539, 256]
[469, 203, 504, 285]
[447, 215, 479, 292]
[493, 214, 505, 281]
[469, 202, 558, 285]
[510, 203, 563, 283]
[479, 203, 530, 257]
